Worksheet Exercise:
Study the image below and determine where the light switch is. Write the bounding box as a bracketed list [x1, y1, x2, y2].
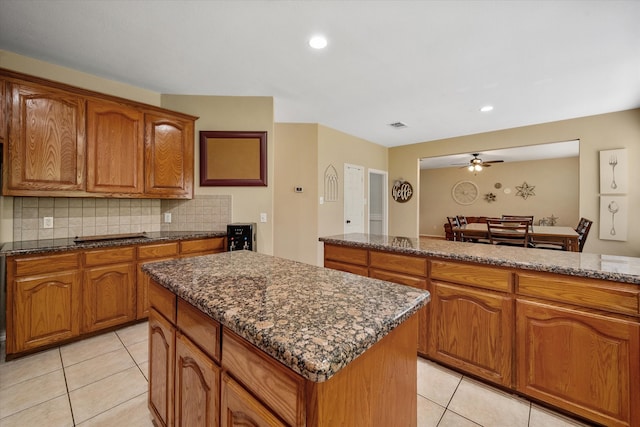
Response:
[260, 213, 267, 223]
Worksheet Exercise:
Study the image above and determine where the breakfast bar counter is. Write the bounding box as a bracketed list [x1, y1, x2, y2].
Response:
[142, 250, 430, 426]
[319, 233, 640, 427]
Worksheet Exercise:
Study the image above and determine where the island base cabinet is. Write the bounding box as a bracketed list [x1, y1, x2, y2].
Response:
[149, 308, 176, 427]
[175, 332, 220, 427]
[428, 281, 513, 388]
[221, 373, 287, 427]
[516, 299, 640, 427]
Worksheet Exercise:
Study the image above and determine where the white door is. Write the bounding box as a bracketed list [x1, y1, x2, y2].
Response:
[368, 169, 388, 235]
[344, 163, 365, 234]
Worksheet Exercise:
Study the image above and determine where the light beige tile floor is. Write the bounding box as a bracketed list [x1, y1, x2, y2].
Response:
[0, 324, 596, 426]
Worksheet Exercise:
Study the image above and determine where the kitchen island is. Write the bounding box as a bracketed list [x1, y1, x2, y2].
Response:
[142, 250, 430, 427]
[320, 233, 640, 427]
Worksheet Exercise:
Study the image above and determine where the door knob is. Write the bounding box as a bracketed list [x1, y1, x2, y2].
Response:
[346, 220, 351, 224]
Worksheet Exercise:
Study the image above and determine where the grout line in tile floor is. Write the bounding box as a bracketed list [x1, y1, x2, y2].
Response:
[1, 323, 595, 427]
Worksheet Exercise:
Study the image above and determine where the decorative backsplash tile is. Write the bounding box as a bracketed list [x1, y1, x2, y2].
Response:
[13, 195, 231, 241]
[161, 195, 231, 232]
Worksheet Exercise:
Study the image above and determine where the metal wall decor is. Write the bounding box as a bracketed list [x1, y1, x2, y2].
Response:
[515, 182, 535, 199]
[484, 192, 497, 203]
[392, 179, 413, 203]
[451, 180, 479, 205]
[324, 164, 339, 202]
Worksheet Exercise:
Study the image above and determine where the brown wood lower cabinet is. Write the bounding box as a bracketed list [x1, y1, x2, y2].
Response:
[428, 281, 513, 388]
[175, 332, 220, 427]
[221, 373, 286, 427]
[12, 271, 81, 353]
[322, 242, 640, 427]
[149, 308, 175, 427]
[5, 236, 225, 358]
[517, 299, 640, 427]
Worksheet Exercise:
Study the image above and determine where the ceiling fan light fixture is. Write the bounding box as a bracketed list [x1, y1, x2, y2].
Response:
[480, 105, 494, 112]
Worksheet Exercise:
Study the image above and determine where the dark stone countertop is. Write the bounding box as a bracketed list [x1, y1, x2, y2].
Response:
[320, 233, 640, 285]
[0, 230, 227, 257]
[142, 250, 430, 382]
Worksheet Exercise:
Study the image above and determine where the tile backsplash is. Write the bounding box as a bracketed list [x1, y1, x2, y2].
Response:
[13, 195, 231, 241]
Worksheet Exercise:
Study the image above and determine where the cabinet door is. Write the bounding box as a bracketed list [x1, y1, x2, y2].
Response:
[180, 237, 226, 257]
[13, 271, 81, 352]
[82, 263, 136, 332]
[174, 333, 220, 427]
[428, 281, 513, 387]
[221, 373, 287, 427]
[149, 309, 176, 427]
[144, 113, 194, 198]
[517, 299, 640, 427]
[6, 82, 85, 193]
[86, 99, 144, 194]
[369, 268, 428, 355]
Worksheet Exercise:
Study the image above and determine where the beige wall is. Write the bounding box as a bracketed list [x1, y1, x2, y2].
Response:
[390, 109, 640, 256]
[161, 95, 275, 254]
[273, 123, 319, 264]
[420, 157, 579, 236]
[317, 125, 388, 265]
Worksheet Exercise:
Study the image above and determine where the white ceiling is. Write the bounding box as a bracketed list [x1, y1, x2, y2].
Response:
[1, 1, 639, 148]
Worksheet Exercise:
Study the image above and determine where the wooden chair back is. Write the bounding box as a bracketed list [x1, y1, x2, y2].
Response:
[446, 216, 461, 241]
[501, 215, 534, 231]
[575, 217, 593, 252]
[486, 218, 531, 247]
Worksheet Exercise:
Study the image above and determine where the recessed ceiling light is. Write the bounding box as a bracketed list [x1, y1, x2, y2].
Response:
[309, 35, 328, 49]
[480, 105, 494, 112]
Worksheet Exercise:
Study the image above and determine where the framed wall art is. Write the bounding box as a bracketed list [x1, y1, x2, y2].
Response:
[199, 130, 267, 186]
[599, 148, 627, 194]
[599, 195, 627, 241]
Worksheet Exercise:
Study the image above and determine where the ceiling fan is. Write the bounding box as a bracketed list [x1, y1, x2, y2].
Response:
[461, 153, 504, 172]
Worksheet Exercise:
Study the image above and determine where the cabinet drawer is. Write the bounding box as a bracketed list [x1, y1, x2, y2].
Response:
[180, 237, 224, 255]
[13, 252, 80, 276]
[177, 298, 221, 363]
[138, 242, 179, 260]
[222, 329, 305, 427]
[517, 272, 640, 316]
[324, 244, 368, 266]
[84, 246, 135, 266]
[149, 279, 177, 323]
[369, 268, 426, 289]
[370, 251, 427, 277]
[430, 260, 512, 292]
[324, 260, 369, 277]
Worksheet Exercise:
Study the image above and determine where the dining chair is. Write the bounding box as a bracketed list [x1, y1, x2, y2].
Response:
[486, 218, 531, 247]
[447, 216, 461, 241]
[576, 217, 593, 252]
[501, 215, 534, 231]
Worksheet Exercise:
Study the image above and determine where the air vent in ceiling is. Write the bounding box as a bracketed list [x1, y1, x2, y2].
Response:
[388, 121, 408, 129]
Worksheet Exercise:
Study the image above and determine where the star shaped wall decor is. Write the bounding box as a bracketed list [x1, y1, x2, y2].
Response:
[516, 182, 536, 199]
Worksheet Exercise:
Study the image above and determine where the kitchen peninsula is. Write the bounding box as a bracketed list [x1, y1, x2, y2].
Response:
[142, 250, 430, 427]
[320, 233, 640, 427]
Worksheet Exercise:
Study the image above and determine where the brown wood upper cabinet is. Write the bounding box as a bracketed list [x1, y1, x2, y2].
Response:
[4, 81, 86, 193]
[86, 100, 144, 194]
[1, 69, 196, 198]
[144, 113, 194, 198]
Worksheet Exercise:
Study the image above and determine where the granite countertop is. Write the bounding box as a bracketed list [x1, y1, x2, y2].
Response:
[0, 230, 227, 256]
[142, 250, 430, 382]
[320, 233, 640, 285]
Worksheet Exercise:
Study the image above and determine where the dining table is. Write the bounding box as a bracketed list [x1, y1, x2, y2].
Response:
[452, 222, 580, 252]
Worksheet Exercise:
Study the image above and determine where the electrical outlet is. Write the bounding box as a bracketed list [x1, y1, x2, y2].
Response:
[164, 213, 172, 223]
[260, 213, 267, 223]
[43, 217, 54, 229]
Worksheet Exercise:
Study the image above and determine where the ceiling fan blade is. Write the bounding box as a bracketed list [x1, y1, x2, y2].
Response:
[483, 160, 504, 164]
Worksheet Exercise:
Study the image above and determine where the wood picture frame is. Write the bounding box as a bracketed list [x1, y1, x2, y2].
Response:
[199, 130, 267, 186]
